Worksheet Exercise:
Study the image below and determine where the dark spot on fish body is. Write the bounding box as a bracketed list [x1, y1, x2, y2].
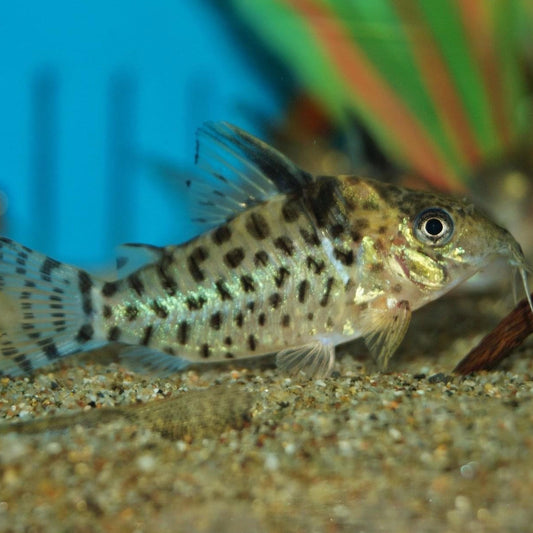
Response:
[300, 227, 320, 246]
[235, 312, 244, 328]
[102, 305, 113, 318]
[274, 267, 290, 288]
[254, 250, 270, 266]
[224, 247, 245, 268]
[150, 300, 169, 319]
[240, 275, 255, 293]
[248, 334, 257, 351]
[298, 280, 309, 303]
[163, 346, 176, 355]
[320, 277, 334, 307]
[177, 321, 189, 345]
[247, 301, 255, 313]
[330, 223, 345, 238]
[274, 235, 295, 256]
[212, 224, 232, 245]
[378, 225, 387, 234]
[187, 246, 209, 283]
[78, 271, 94, 314]
[306, 177, 341, 228]
[281, 314, 291, 327]
[246, 213, 270, 240]
[370, 262, 384, 273]
[224, 336, 233, 346]
[78, 271, 93, 293]
[125, 304, 139, 321]
[141, 325, 154, 346]
[102, 281, 120, 297]
[281, 198, 301, 222]
[210, 311, 222, 330]
[157, 253, 178, 296]
[392, 283, 403, 293]
[107, 326, 121, 341]
[269, 292, 281, 309]
[258, 312, 266, 326]
[306, 256, 325, 275]
[201, 343, 211, 358]
[76, 324, 94, 342]
[326, 317, 334, 328]
[307, 312, 314, 320]
[334, 248, 354, 266]
[128, 273, 145, 297]
[351, 230, 362, 243]
[215, 280, 233, 301]
[186, 295, 207, 310]
[225, 352, 235, 359]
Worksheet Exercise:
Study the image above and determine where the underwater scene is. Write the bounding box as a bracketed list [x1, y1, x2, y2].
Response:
[0, 1, 533, 531]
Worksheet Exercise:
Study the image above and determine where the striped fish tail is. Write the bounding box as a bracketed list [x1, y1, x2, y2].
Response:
[0, 237, 105, 377]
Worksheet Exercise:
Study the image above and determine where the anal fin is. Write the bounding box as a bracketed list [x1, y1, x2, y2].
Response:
[119, 346, 191, 376]
[276, 341, 335, 378]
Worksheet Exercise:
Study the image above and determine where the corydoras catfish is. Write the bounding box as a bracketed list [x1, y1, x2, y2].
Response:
[0, 122, 530, 377]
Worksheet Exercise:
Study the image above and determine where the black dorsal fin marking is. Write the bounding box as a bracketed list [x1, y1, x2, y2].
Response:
[189, 122, 315, 227]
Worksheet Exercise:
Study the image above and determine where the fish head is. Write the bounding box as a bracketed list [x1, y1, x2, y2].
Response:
[384, 186, 532, 308]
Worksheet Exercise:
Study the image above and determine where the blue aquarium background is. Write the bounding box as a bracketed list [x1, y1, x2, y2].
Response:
[0, 1, 283, 268]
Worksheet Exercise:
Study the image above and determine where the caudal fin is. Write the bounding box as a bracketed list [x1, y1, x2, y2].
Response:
[0, 237, 104, 377]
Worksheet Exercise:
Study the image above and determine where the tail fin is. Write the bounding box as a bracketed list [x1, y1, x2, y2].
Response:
[0, 237, 104, 377]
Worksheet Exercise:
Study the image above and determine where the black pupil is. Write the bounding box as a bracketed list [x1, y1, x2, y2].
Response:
[425, 218, 443, 236]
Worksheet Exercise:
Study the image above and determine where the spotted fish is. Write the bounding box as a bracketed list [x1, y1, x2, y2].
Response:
[0, 122, 531, 377]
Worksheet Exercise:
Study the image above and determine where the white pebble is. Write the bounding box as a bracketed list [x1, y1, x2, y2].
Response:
[389, 428, 402, 442]
[45, 441, 62, 455]
[136, 453, 156, 472]
[264, 453, 279, 471]
[284, 443, 296, 455]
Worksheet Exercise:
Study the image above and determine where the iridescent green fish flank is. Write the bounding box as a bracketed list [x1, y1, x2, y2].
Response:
[0, 122, 530, 377]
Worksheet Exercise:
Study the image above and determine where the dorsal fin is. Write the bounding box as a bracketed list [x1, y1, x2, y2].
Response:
[189, 122, 314, 227]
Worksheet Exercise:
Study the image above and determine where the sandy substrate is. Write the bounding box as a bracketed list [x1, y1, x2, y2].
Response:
[1, 292, 533, 533]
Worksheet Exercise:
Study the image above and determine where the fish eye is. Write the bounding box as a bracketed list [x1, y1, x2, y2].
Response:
[413, 207, 454, 246]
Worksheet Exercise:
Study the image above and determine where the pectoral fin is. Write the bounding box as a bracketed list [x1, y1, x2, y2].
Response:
[276, 340, 335, 378]
[361, 300, 411, 369]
